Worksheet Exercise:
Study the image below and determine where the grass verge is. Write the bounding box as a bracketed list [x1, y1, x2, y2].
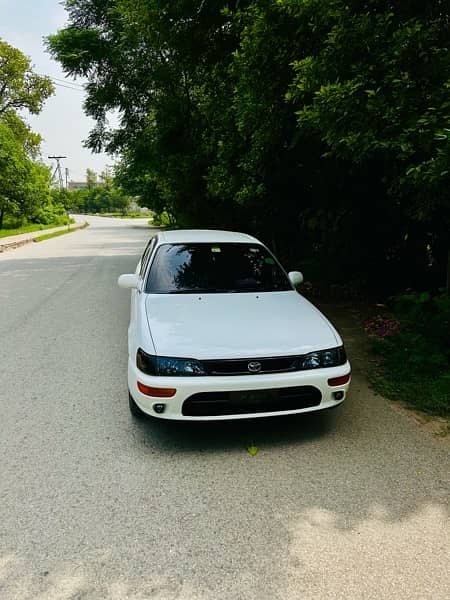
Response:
[33, 222, 88, 243]
[0, 219, 74, 238]
[364, 293, 450, 419]
[368, 369, 450, 417]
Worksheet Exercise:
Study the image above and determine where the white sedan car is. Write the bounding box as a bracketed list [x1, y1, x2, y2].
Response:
[118, 230, 351, 420]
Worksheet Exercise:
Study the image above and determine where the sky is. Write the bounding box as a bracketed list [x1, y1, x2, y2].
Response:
[0, 0, 115, 182]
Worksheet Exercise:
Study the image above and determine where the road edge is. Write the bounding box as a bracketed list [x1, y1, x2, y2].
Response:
[0, 221, 88, 253]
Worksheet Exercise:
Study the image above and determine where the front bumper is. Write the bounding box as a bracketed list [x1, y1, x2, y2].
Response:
[128, 358, 351, 421]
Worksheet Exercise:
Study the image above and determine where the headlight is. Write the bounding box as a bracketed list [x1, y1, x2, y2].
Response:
[156, 356, 206, 376]
[297, 346, 346, 370]
[136, 348, 206, 376]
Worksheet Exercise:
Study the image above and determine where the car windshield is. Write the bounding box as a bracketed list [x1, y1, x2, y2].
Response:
[145, 243, 292, 294]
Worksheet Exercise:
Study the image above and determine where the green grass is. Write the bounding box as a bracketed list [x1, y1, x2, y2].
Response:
[1, 223, 56, 238]
[33, 222, 88, 243]
[369, 370, 450, 417]
[367, 333, 450, 417]
[0, 218, 74, 238]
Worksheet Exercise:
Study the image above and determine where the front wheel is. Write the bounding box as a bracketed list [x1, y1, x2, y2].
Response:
[128, 390, 146, 419]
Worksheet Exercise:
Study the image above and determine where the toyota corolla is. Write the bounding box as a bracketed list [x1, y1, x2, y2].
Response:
[118, 230, 351, 420]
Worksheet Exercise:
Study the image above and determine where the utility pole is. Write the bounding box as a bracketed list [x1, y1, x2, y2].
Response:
[65, 167, 69, 190]
[48, 156, 67, 189]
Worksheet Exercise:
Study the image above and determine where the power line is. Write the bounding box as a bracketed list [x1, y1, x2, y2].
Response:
[52, 81, 84, 92]
[39, 73, 85, 92]
[50, 76, 84, 88]
[40, 73, 84, 88]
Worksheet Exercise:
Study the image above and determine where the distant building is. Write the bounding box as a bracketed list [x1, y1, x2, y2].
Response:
[68, 181, 103, 191]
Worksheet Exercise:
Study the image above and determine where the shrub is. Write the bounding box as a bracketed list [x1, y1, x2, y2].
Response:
[151, 210, 176, 227]
[392, 291, 450, 352]
[32, 201, 69, 226]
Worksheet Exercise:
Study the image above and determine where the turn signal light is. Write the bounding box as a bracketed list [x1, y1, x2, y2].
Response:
[328, 373, 351, 387]
[137, 382, 176, 397]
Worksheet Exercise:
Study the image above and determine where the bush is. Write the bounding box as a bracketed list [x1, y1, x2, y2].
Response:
[392, 291, 450, 353]
[151, 210, 176, 227]
[32, 201, 69, 226]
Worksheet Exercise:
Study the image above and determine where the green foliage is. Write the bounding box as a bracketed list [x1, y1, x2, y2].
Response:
[67, 170, 131, 214]
[373, 331, 447, 378]
[246, 445, 259, 456]
[0, 39, 54, 115]
[370, 370, 450, 417]
[1, 111, 42, 157]
[0, 122, 28, 224]
[32, 201, 69, 226]
[0, 39, 55, 228]
[287, 2, 450, 223]
[151, 210, 176, 227]
[392, 290, 450, 351]
[0, 221, 49, 238]
[0, 124, 55, 226]
[370, 290, 450, 416]
[48, 1, 450, 292]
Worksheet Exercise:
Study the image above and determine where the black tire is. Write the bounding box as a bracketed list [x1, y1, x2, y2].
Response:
[128, 390, 147, 419]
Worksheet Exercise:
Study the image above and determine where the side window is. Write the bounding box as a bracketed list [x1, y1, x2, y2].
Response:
[139, 237, 157, 277]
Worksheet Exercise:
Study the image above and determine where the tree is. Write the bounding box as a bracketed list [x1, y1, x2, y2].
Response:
[285, 0, 450, 287]
[67, 167, 130, 214]
[48, 1, 450, 292]
[0, 40, 52, 159]
[48, 1, 243, 225]
[0, 122, 27, 227]
[0, 123, 51, 228]
[1, 110, 42, 157]
[0, 39, 53, 116]
[0, 39, 55, 227]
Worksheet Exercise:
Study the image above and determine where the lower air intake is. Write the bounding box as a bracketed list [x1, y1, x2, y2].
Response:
[182, 386, 322, 416]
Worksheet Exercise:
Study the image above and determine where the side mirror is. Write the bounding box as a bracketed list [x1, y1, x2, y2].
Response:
[118, 274, 141, 290]
[288, 271, 303, 288]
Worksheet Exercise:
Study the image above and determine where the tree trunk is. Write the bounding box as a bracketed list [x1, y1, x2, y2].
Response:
[0, 207, 4, 229]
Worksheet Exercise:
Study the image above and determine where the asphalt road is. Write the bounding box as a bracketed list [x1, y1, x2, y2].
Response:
[0, 216, 449, 600]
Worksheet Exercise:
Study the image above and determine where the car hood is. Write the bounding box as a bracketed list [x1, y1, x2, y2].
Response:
[144, 291, 340, 359]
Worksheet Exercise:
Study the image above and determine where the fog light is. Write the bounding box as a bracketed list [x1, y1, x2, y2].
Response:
[333, 391, 344, 400]
[153, 403, 166, 414]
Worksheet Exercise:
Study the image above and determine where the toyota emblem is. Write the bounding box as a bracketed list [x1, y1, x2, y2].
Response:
[247, 361, 262, 373]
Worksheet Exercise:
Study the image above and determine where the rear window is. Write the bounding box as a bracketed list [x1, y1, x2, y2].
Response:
[145, 243, 291, 294]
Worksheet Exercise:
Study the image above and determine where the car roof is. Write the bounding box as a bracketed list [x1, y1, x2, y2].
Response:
[155, 229, 262, 245]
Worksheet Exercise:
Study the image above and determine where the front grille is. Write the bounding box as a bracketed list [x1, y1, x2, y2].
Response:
[202, 347, 346, 375]
[182, 386, 322, 416]
[203, 356, 298, 375]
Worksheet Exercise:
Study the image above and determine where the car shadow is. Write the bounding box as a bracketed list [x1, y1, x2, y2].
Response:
[131, 406, 339, 454]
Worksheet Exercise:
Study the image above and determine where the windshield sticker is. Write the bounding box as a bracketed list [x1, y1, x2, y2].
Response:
[211, 246, 221, 253]
[265, 257, 275, 265]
